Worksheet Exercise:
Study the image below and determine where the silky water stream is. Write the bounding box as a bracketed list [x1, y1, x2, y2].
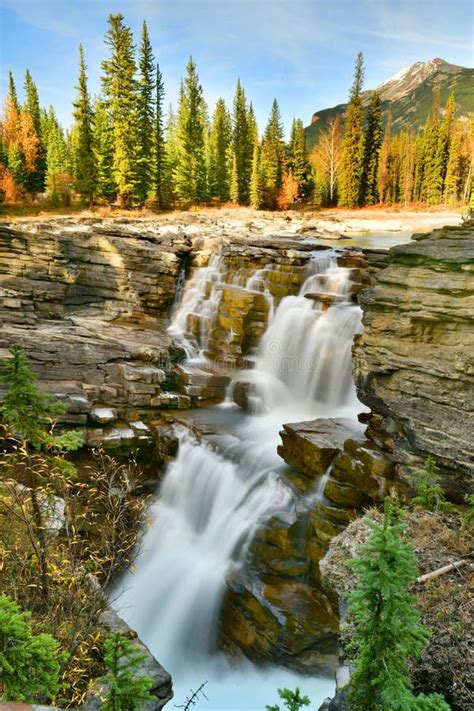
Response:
[112, 238, 409, 710]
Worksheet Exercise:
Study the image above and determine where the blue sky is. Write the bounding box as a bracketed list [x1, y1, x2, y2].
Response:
[0, 0, 472, 137]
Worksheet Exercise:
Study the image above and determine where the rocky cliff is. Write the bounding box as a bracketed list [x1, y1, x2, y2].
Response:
[354, 220, 474, 498]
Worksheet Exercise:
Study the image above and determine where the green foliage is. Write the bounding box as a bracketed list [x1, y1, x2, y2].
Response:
[250, 143, 263, 209]
[0, 346, 82, 453]
[0, 594, 63, 702]
[23, 69, 46, 192]
[101, 13, 139, 205]
[461, 493, 474, 530]
[407, 457, 455, 514]
[261, 98, 284, 207]
[339, 52, 365, 207]
[174, 57, 208, 203]
[136, 20, 155, 204]
[99, 633, 154, 710]
[362, 91, 382, 205]
[154, 64, 167, 208]
[92, 97, 116, 200]
[346, 498, 450, 711]
[266, 687, 310, 711]
[232, 79, 253, 204]
[73, 45, 96, 202]
[209, 98, 232, 201]
[287, 118, 312, 199]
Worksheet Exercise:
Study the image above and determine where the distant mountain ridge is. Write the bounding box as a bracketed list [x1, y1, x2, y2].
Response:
[305, 58, 474, 150]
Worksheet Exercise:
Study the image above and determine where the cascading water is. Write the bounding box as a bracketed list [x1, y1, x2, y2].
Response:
[113, 249, 364, 709]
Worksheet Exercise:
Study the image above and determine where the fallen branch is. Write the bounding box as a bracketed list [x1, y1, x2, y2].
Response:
[416, 558, 471, 584]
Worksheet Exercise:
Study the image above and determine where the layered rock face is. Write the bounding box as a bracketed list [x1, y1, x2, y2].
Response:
[354, 221, 474, 497]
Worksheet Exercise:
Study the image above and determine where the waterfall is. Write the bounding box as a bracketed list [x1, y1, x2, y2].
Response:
[237, 253, 363, 416]
[114, 248, 364, 708]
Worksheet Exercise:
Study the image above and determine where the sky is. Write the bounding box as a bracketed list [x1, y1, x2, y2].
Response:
[0, 0, 473, 137]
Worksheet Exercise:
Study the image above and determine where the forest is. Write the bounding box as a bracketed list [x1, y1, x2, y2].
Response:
[0, 13, 472, 212]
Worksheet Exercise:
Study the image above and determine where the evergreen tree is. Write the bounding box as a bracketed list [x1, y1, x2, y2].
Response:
[229, 150, 239, 203]
[23, 69, 46, 192]
[209, 98, 232, 201]
[247, 101, 259, 148]
[261, 98, 284, 208]
[378, 110, 392, 203]
[154, 64, 167, 208]
[232, 79, 252, 204]
[72, 45, 96, 203]
[340, 52, 365, 207]
[174, 58, 207, 203]
[444, 121, 463, 204]
[45, 112, 70, 204]
[0, 595, 62, 702]
[164, 103, 178, 205]
[361, 91, 382, 205]
[347, 499, 451, 711]
[8, 71, 19, 112]
[101, 13, 139, 206]
[99, 634, 153, 711]
[136, 20, 155, 204]
[421, 92, 442, 205]
[92, 97, 116, 200]
[249, 142, 263, 208]
[287, 118, 312, 199]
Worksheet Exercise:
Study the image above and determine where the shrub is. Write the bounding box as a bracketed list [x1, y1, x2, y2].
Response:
[266, 687, 311, 711]
[407, 457, 455, 514]
[99, 633, 154, 710]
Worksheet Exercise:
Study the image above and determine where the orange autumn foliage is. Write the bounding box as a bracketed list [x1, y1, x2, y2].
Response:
[1, 96, 40, 174]
[277, 171, 299, 209]
[0, 164, 24, 203]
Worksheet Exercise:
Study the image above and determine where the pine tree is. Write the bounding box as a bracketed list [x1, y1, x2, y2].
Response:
[164, 103, 178, 205]
[23, 69, 46, 192]
[174, 57, 207, 203]
[421, 92, 442, 205]
[45, 111, 72, 205]
[444, 120, 463, 204]
[287, 118, 312, 199]
[247, 101, 259, 148]
[136, 21, 155, 205]
[154, 64, 166, 208]
[378, 110, 392, 203]
[92, 97, 116, 200]
[361, 91, 382, 205]
[232, 80, 252, 204]
[0, 595, 62, 702]
[209, 98, 232, 201]
[8, 71, 19, 112]
[340, 52, 365, 207]
[261, 98, 284, 208]
[101, 13, 139, 206]
[347, 499, 451, 711]
[72, 45, 96, 203]
[230, 150, 239, 203]
[99, 634, 154, 711]
[249, 142, 263, 209]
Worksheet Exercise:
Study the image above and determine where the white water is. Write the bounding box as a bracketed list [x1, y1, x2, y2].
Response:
[114, 251, 365, 709]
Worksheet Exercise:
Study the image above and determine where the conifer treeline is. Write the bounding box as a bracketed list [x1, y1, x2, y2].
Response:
[0, 15, 472, 209]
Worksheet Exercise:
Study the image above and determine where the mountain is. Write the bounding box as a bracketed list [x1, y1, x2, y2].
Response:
[305, 58, 474, 150]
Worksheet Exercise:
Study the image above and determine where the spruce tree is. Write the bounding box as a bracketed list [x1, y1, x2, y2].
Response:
[72, 45, 96, 203]
[261, 98, 284, 208]
[154, 64, 167, 208]
[136, 20, 155, 205]
[174, 58, 207, 203]
[249, 142, 263, 209]
[347, 499, 451, 711]
[229, 150, 239, 203]
[361, 91, 382, 205]
[209, 98, 232, 201]
[232, 79, 252, 204]
[92, 97, 116, 200]
[421, 92, 441, 205]
[247, 101, 259, 148]
[23, 69, 46, 192]
[8, 71, 19, 112]
[287, 118, 312, 199]
[45, 113, 69, 203]
[99, 634, 153, 711]
[444, 121, 463, 204]
[378, 110, 392, 204]
[101, 13, 139, 206]
[340, 52, 365, 207]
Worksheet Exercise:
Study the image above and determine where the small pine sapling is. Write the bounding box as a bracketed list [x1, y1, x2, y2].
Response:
[0, 594, 63, 702]
[266, 687, 311, 711]
[346, 498, 451, 710]
[407, 456, 455, 514]
[99, 633, 154, 711]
